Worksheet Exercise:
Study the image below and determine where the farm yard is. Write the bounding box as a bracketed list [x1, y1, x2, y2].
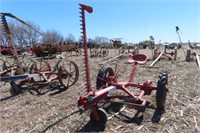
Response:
[0, 1, 200, 133]
[0, 47, 200, 133]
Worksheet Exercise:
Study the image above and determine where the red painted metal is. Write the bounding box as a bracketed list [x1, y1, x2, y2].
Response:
[79, 4, 93, 92]
[77, 4, 168, 126]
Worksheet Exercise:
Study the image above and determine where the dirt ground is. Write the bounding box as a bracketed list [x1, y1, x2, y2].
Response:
[0, 47, 200, 133]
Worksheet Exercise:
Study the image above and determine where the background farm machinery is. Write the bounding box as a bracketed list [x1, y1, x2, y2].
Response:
[0, 54, 79, 96]
[0, 45, 27, 55]
[77, 3, 169, 130]
[0, 13, 79, 96]
[30, 42, 82, 58]
[110, 39, 138, 55]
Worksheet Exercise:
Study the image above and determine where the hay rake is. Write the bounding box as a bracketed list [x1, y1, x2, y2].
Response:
[77, 3, 169, 129]
[0, 13, 79, 95]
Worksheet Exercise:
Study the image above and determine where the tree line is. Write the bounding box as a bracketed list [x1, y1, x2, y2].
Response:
[0, 20, 110, 48]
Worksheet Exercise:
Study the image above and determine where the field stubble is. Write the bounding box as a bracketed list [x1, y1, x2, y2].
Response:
[0, 48, 200, 133]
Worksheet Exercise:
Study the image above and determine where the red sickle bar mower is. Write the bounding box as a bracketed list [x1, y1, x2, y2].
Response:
[77, 4, 169, 129]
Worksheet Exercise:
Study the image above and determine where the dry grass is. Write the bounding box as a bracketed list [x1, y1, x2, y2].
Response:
[0, 47, 200, 133]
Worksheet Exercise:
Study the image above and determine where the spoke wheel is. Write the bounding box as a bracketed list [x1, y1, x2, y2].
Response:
[58, 60, 79, 88]
[29, 60, 51, 81]
[75, 49, 82, 56]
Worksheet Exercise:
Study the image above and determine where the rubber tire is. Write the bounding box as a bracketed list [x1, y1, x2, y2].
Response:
[90, 108, 108, 128]
[96, 65, 114, 90]
[156, 70, 168, 110]
[10, 85, 22, 96]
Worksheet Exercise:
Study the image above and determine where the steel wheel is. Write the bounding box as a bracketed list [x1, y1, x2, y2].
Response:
[58, 60, 79, 88]
[156, 70, 168, 111]
[29, 60, 51, 81]
[90, 108, 108, 129]
[75, 49, 82, 56]
[96, 65, 114, 90]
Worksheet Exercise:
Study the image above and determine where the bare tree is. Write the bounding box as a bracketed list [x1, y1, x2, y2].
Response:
[42, 30, 64, 44]
[41, 29, 64, 44]
[0, 20, 41, 47]
[65, 33, 76, 44]
[94, 36, 109, 45]
[0, 29, 7, 45]
[22, 21, 41, 47]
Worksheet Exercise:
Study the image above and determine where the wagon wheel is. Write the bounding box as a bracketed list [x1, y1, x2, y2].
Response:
[156, 70, 168, 111]
[96, 65, 114, 90]
[75, 49, 82, 56]
[58, 60, 79, 89]
[29, 60, 51, 81]
[90, 108, 108, 130]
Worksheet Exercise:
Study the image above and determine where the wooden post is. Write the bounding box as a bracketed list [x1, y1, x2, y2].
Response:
[150, 52, 163, 67]
[196, 55, 200, 69]
[186, 49, 191, 61]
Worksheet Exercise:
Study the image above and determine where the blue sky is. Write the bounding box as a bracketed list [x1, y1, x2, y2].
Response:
[0, 0, 200, 43]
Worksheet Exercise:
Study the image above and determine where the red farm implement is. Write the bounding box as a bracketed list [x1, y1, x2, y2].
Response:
[77, 4, 169, 129]
[110, 39, 138, 55]
[0, 13, 79, 96]
[0, 54, 79, 96]
[30, 43, 82, 58]
[150, 45, 177, 67]
[89, 44, 109, 58]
